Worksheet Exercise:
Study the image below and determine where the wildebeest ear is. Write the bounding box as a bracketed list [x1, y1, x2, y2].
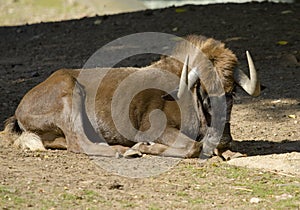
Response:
[162, 89, 179, 101]
[260, 84, 266, 91]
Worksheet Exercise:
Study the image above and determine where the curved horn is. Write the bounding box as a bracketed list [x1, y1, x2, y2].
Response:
[177, 55, 189, 99]
[234, 51, 261, 96]
[187, 67, 199, 89]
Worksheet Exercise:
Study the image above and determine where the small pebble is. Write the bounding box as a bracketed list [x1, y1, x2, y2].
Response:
[250, 197, 260, 203]
[31, 71, 40, 77]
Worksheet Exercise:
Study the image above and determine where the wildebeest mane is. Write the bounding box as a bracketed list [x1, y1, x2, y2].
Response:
[152, 35, 238, 94]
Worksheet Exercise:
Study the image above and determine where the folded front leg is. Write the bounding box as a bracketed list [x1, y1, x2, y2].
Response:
[132, 127, 202, 158]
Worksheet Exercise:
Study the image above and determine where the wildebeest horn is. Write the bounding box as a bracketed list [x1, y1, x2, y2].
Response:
[177, 55, 189, 99]
[187, 67, 199, 89]
[234, 51, 261, 96]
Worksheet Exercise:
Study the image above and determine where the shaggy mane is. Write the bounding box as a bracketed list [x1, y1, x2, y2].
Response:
[152, 35, 238, 93]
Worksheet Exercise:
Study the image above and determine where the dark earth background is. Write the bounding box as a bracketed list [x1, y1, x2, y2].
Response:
[0, 2, 300, 209]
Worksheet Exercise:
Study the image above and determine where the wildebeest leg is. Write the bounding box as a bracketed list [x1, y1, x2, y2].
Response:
[132, 127, 202, 158]
[110, 145, 131, 155]
[61, 81, 119, 157]
[43, 137, 67, 149]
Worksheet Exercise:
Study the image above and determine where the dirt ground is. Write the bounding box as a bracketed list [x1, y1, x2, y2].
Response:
[0, 2, 300, 209]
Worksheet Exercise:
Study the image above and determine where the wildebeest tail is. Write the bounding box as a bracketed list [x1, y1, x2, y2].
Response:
[4, 116, 22, 133]
[0, 116, 22, 145]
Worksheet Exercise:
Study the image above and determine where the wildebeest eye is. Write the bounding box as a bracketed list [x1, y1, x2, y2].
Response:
[203, 97, 211, 113]
[197, 85, 211, 112]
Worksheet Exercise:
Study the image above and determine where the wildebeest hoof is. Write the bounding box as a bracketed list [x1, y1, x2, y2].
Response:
[115, 152, 122, 159]
[123, 148, 143, 158]
[131, 142, 150, 150]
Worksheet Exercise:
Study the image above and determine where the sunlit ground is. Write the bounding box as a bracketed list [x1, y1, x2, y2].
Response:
[0, 0, 146, 26]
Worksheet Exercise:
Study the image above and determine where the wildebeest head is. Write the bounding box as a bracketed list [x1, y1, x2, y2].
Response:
[160, 35, 260, 156]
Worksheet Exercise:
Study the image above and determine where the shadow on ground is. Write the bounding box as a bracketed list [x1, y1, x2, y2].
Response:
[231, 139, 300, 156]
